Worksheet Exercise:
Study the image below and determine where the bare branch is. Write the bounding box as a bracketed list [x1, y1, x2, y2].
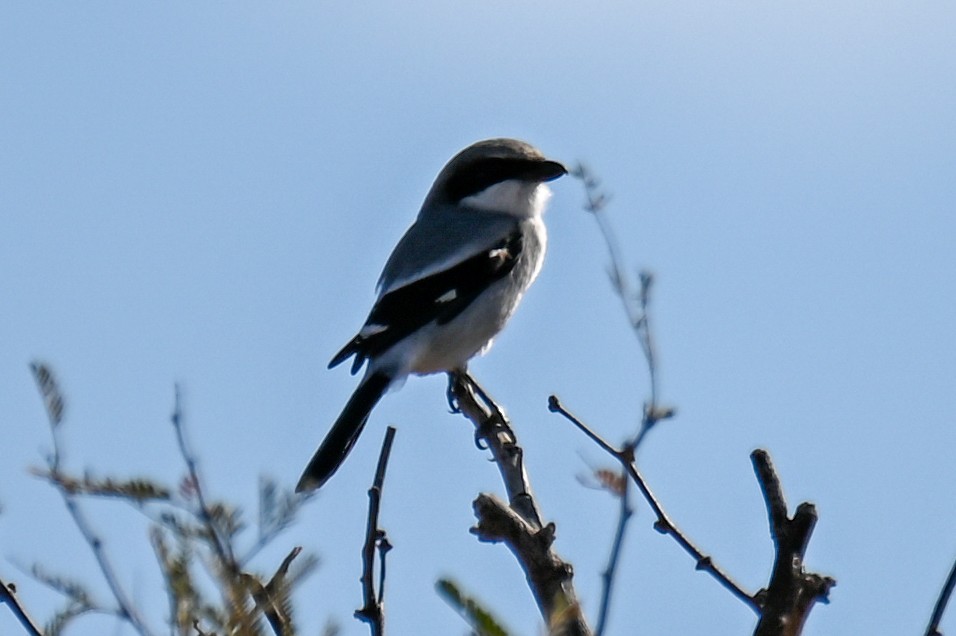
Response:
[449, 372, 591, 636]
[593, 477, 632, 636]
[572, 164, 679, 634]
[925, 555, 956, 636]
[570, 165, 675, 448]
[471, 494, 588, 636]
[751, 450, 835, 636]
[447, 371, 543, 528]
[355, 426, 397, 636]
[0, 575, 44, 636]
[549, 395, 758, 612]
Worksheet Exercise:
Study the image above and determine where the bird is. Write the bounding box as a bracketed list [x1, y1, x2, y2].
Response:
[296, 138, 566, 492]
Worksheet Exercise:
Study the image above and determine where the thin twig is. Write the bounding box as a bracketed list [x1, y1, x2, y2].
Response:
[572, 164, 674, 444]
[170, 386, 238, 573]
[594, 478, 632, 636]
[31, 362, 157, 636]
[926, 555, 956, 636]
[0, 575, 44, 636]
[549, 395, 759, 612]
[573, 166, 679, 635]
[170, 386, 263, 632]
[245, 546, 305, 636]
[355, 426, 397, 636]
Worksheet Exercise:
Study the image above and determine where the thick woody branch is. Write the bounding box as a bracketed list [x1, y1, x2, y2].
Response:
[751, 450, 835, 636]
[448, 372, 543, 528]
[472, 494, 587, 636]
[448, 371, 591, 636]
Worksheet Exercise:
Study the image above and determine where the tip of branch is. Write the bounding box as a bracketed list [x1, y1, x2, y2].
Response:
[646, 405, 676, 423]
[653, 519, 672, 535]
[547, 395, 561, 412]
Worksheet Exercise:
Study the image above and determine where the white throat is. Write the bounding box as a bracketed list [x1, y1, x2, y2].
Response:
[461, 180, 552, 218]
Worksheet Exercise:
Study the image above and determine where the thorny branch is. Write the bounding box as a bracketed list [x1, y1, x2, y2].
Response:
[355, 426, 397, 636]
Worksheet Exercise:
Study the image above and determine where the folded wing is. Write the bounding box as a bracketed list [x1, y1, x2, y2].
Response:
[330, 229, 524, 374]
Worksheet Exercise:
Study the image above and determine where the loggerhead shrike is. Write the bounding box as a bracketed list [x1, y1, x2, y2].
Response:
[296, 138, 566, 492]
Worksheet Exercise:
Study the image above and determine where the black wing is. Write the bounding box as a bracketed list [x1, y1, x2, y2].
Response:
[330, 229, 523, 374]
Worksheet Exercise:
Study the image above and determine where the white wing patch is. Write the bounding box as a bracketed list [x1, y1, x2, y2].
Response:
[436, 289, 458, 303]
[359, 323, 389, 337]
[378, 252, 473, 297]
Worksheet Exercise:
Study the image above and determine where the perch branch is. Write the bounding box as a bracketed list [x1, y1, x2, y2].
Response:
[448, 371, 543, 528]
[449, 371, 591, 636]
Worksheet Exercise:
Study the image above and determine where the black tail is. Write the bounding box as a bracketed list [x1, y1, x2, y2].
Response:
[296, 372, 392, 492]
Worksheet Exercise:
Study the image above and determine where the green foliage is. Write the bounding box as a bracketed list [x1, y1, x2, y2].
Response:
[22, 362, 320, 636]
[436, 578, 510, 636]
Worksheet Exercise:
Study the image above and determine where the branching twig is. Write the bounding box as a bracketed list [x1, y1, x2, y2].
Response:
[244, 546, 307, 636]
[449, 371, 591, 636]
[593, 476, 632, 636]
[0, 575, 44, 636]
[170, 386, 263, 633]
[355, 426, 397, 636]
[572, 163, 674, 443]
[751, 449, 835, 635]
[572, 164, 678, 635]
[171, 386, 238, 574]
[26, 365, 315, 635]
[31, 362, 157, 636]
[926, 555, 956, 636]
[549, 395, 758, 612]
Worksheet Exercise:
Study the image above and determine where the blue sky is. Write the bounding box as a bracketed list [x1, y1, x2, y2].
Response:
[2, 2, 955, 634]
